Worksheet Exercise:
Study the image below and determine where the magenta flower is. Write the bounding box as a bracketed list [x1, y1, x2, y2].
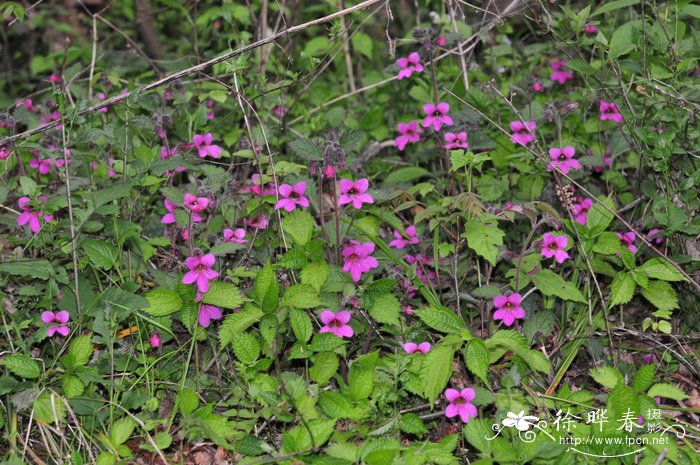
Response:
[342, 240, 379, 282]
[394, 121, 421, 151]
[444, 132, 468, 150]
[405, 254, 435, 285]
[183, 193, 209, 213]
[510, 121, 536, 146]
[161, 199, 178, 224]
[338, 178, 374, 209]
[599, 101, 624, 123]
[42, 311, 70, 337]
[206, 99, 215, 120]
[17, 196, 53, 233]
[550, 60, 574, 84]
[646, 228, 664, 246]
[389, 225, 420, 249]
[593, 148, 613, 173]
[16, 99, 37, 112]
[198, 304, 223, 327]
[182, 253, 219, 293]
[530, 81, 544, 92]
[641, 353, 660, 365]
[319, 310, 354, 338]
[492, 293, 525, 327]
[396, 52, 424, 80]
[29, 157, 55, 174]
[48, 73, 61, 83]
[403, 342, 431, 354]
[571, 198, 593, 225]
[323, 164, 336, 179]
[223, 228, 247, 244]
[149, 332, 161, 348]
[244, 215, 269, 230]
[539, 233, 570, 263]
[97, 92, 109, 113]
[616, 232, 638, 253]
[271, 105, 287, 117]
[248, 173, 275, 197]
[0, 146, 11, 160]
[275, 181, 309, 212]
[584, 24, 598, 34]
[444, 388, 478, 423]
[547, 146, 581, 174]
[422, 103, 453, 131]
[192, 133, 223, 158]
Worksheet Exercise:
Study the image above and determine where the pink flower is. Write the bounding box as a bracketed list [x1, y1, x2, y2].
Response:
[422, 103, 453, 131]
[510, 121, 536, 146]
[0, 146, 11, 160]
[444, 388, 477, 423]
[223, 228, 247, 244]
[182, 253, 219, 293]
[183, 193, 209, 213]
[492, 293, 525, 326]
[42, 310, 70, 337]
[246, 173, 275, 196]
[436, 36, 447, 46]
[323, 164, 336, 179]
[584, 24, 598, 34]
[16, 99, 37, 112]
[396, 52, 424, 80]
[338, 178, 374, 209]
[539, 233, 570, 263]
[319, 310, 354, 338]
[547, 146, 581, 174]
[149, 332, 161, 348]
[530, 81, 544, 92]
[192, 133, 223, 158]
[403, 305, 414, 315]
[599, 101, 624, 124]
[206, 99, 215, 120]
[48, 73, 62, 83]
[29, 157, 55, 174]
[342, 240, 379, 282]
[97, 92, 109, 113]
[405, 254, 435, 285]
[389, 225, 420, 249]
[244, 215, 269, 230]
[161, 199, 178, 224]
[641, 353, 660, 365]
[17, 196, 52, 233]
[616, 232, 638, 253]
[571, 198, 593, 225]
[275, 181, 309, 212]
[394, 120, 421, 151]
[444, 132, 468, 150]
[550, 60, 574, 84]
[271, 105, 287, 117]
[593, 151, 613, 173]
[403, 342, 431, 354]
[198, 304, 223, 327]
[40, 111, 62, 130]
[646, 228, 664, 246]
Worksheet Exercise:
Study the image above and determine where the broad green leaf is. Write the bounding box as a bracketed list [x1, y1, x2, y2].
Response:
[586, 196, 615, 235]
[110, 417, 136, 446]
[144, 289, 183, 316]
[632, 364, 655, 393]
[647, 383, 687, 402]
[254, 263, 279, 312]
[66, 335, 93, 368]
[33, 393, 66, 424]
[4, 355, 40, 379]
[421, 345, 455, 403]
[62, 375, 84, 398]
[462, 215, 504, 265]
[531, 269, 586, 303]
[351, 32, 373, 59]
[640, 280, 678, 311]
[219, 306, 264, 347]
[282, 419, 336, 453]
[310, 352, 339, 385]
[81, 239, 119, 270]
[289, 308, 313, 343]
[0, 260, 53, 280]
[637, 258, 687, 282]
[592, 0, 639, 16]
[301, 261, 329, 292]
[609, 21, 638, 58]
[415, 306, 465, 334]
[282, 210, 315, 246]
[368, 293, 400, 326]
[590, 365, 623, 389]
[202, 282, 243, 309]
[232, 332, 260, 365]
[486, 330, 551, 374]
[94, 183, 133, 207]
[178, 389, 200, 417]
[348, 351, 378, 401]
[319, 391, 363, 420]
[608, 272, 636, 308]
[281, 284, 323, 309]
[465, 339, 489, 385]
[384, 167, 431, 184]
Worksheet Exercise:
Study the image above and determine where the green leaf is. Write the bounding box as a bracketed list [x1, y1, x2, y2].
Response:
[586, 196, 615, 236]
[364, 279, 398, 296]
[281, 284, 323, 309]
[219, 306, 264, 347]
[640, 280, 678, 311]
[144, 289, 183, 316]
[637, 258, 687, 282]
[465, 339, 489, 385]
[462, 216, 504, 265]
[609, 21, 638, 58]
[348, 352, 378, 401]
[301, 261, 329, 292]
[287, 137, 323, 161]
[289, 308, 313, 343]
[178, 389, 200, 417]
[384, 167, 430, 184]
[367, 293, 400, 326]
[351, 32, 373, 59]
[282, 210, 315, 246]
[589, 365, 623, 389]
[62, 375, 84, 398]
[201, 282, 244, 309]
[276, 248, 308, 269]
[608, 272, 636, 308]
[19, 176, 38, 196]
[310, 352, 339, 385]
[319, 391, 361, 420]
[254, 263, 279, 313]
[67, 335, 93, 368]
[0, 260, 53, 280]
[632, 364, 656, 393]
[531, 269, 586, 303]
[110, 417, 136, 446]
[33, 393, 66, 424]
[310, 332, 347, 352]
[232, 332, 260, 365]
[283, 419, 336, 453]
[593, 232, 625, 255]
[4, 355, 40, 379]
[415, 306, 465, 334]
[81, 239, 118, 270]
[647, 383, 687, 402]
[486, 330, 551, 374]
[421, 346, 455, 403]
[592, 0, 639, 16]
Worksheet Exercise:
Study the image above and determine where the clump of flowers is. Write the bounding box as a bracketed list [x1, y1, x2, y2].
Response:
[492, 293, 525, 327]
[223, 228, 246, 244]
[182, 253, 219, 293]
[616, 232, 638, 253]
[422, 103, 453, 131]
[599, 101, 624, 123]
[42, 310, 70, 337]
[192, 133, 223, 158]
[647, 228, 664, 246]
[246, 173, 275, 197]
[396, 52, 424, 80]
[342, 240, 379, 282]
[444, 131, 468, 150]
[394, 121, 421, 151]
[245, 215, 269, 230]
[510, 121, 536, 146]
[389, 225, 420, 249]
[539, 233, 570, 264]
[571, 198, 593, 225]
[17, 196, 53, 233]
[319, 310, 353, 338]
[275, 181, 309, 212]
[338, 178, 374, 209]
[403, 342, 431, 354]
[547, 146, 581, 174]
[550, 60, 574, 84]
[530, 81, 544, 92]
[444, 387, 478, 423]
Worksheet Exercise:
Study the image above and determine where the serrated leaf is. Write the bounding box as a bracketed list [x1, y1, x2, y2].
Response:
[348, 352, 378, 401]
[282, 210, 315, 246]
[276, 248, 308, 269]
[586, 196, 615, 236]
[384, 167, 431, 184]
[144, 289, 183, 316]
[462, 215, 504, 265]
[301, 261, 329, 292]
[415, 306, 465, 334]
[368, 293, 400, 326]
[254, 263, 279, 313]
[110, 417, 136, 446]
[421, 345, 455, 403]
[319, 391, 361, 420]
[531, 269, 586, 303]
[364, 279, 398, 296]
[33, 393, 66, 424]
[647, 383, 687, 401]
[282, 284, 323, 309]
[608, 272, 636, 308]
[219, 307, 264, 347]
[289, 308, 313, 343]
[640, 280, 678, 311]
[590, 365, 623, 389]
[637, 258, 687, 282]
[202, 282, 243, 309]
[288, 137, 323, 161]
[465, 339, 489, 385]
[310, 352, 339, 385]
[486, 330, 551, 374]
[0, 260, 53, 280]
[4, 355, 40, 379]
[81, 239, 119, 270]
[62, 375, 84, 398]
[67, 335, 93, 368]
[232, 332, 260, 365]
[632, 364, 656, 393]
